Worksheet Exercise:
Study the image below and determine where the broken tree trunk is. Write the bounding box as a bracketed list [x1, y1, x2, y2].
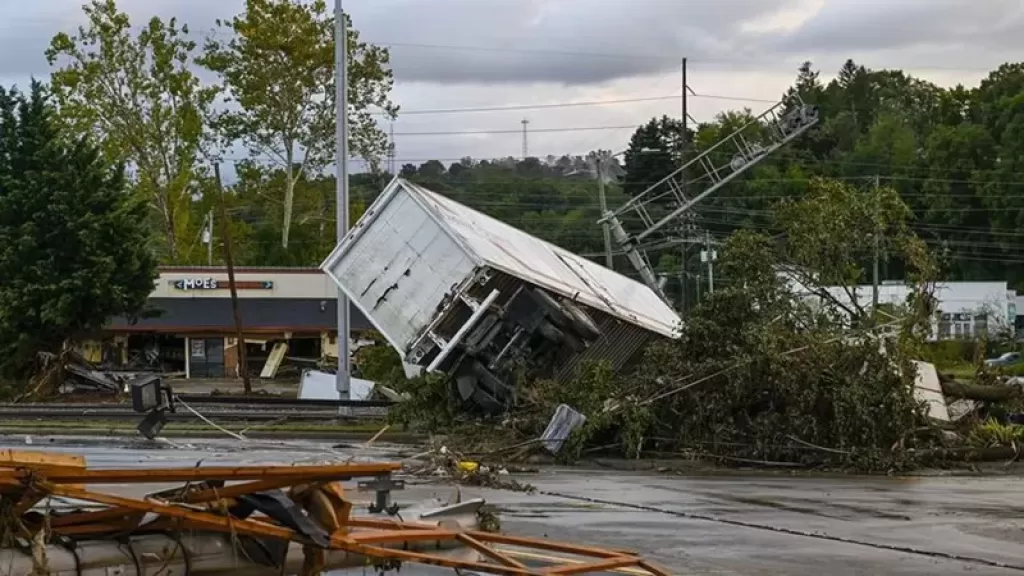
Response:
[919, 445, 1020, 464]
[940, 380, 1021, 403]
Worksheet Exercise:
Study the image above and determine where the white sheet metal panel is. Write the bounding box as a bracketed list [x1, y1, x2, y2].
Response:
[911, 360, 949, 422]
[399, 179, 681, 338]
[321, 181, 478, 355]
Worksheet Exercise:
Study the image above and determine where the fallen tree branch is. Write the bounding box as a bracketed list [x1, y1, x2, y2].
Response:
[940, 380, 1021, 402]
[786, 435, 852, 455]
[918, 445, 1021, 463]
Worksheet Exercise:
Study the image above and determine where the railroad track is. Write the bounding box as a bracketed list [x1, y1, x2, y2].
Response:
[0, 400, 388, 422]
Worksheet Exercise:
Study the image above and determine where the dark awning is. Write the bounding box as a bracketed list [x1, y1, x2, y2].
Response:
[106, 298, 372, 334]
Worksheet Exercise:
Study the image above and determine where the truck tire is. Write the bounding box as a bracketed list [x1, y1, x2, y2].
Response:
[561, 300, 602, 341]
[531, 287, 601, 343]
[538, 320, 585, 353]
[452, 360, 514, 415]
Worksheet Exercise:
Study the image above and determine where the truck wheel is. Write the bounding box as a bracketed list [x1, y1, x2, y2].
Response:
[452, 360, 514, 415]
[452, 369, 504, 414]
[530, 288, 574, 331]
[538, 320, 584, 353]
[561, 300, 602, 341]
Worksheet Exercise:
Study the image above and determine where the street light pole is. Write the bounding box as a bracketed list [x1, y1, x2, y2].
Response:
[334, 0, 351, 400]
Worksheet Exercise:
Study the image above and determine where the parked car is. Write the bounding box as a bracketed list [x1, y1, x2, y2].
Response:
[985, 352, 1022, 367]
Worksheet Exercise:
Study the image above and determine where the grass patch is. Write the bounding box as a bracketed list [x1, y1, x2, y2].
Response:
[937, 362, 1024, 379]
[940, 363, 977, 379]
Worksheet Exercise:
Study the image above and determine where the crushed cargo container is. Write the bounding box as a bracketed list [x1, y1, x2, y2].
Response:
[321, 178, 681, 414]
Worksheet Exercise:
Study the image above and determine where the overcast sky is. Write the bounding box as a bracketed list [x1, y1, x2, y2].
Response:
[1, 0, 1021, 170]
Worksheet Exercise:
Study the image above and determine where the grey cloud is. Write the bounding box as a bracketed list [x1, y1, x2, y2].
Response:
[770, 0, 1024, 55]
[349, 0, 800, 85]
[0, 5, 71, 80]
[0, 0, 234, 86]
[4, 0, 1020, 91]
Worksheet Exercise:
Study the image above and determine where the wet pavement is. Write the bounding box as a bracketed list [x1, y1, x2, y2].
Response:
[4, 435, 1024, 575]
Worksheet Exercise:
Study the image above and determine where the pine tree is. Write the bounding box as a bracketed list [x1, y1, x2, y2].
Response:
[0, 82, 157, 382]
[622, 115, 684, 198]
[787, 61, 824, 105]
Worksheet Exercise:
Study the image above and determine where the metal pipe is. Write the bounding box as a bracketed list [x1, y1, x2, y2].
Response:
[426, 289, 501, 372]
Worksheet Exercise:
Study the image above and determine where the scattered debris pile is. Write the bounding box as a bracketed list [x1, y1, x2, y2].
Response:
[926, 361, 1024, 460]
[0, 450, 671, 575]
[61, 353, 135, 395]
[19, 348, 147, 400]
[383, 223, 948, 471]
[403, 444, 537, 493]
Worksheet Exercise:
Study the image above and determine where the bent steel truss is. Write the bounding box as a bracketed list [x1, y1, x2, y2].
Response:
[0, 451, 671, 575]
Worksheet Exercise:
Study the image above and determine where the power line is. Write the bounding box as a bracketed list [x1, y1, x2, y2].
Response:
[375, 91, 781, 117]
[392, 124, 637, 136]
[381, 95, 682, 116]
[371, 40, 1002, 74]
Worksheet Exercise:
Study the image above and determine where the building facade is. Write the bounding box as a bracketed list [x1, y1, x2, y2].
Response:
[816, 281, 1018, 341]
[93, 267, 372, 378]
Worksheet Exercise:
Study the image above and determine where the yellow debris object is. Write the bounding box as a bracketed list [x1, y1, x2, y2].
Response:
[457, 461, 479, 473]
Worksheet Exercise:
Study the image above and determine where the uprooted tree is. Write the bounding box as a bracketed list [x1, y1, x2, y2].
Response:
[387, 177, 944, 471]
[0, 82, 157, 387]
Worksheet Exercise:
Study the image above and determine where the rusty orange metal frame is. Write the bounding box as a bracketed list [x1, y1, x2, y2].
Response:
[0, 455, 672, 576]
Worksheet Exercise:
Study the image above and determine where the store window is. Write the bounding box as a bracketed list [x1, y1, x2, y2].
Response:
[189, 337, 225, 378]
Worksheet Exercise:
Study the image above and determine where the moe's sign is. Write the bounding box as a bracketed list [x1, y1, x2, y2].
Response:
[171, 277, 274, 291]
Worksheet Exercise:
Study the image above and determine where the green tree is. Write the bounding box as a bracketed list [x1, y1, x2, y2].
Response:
[848, 113, 919, 178]
[46, 0, 217, 263]
[199, 0, 397, 250]
[775, 178, 935, 321]
[230, 162, 340, 266]
[622, 116, 684, 198]
[0, 82, 157, 380]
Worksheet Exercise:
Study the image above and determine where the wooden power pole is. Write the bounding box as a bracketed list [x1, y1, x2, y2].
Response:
[213, 163, 251, 394]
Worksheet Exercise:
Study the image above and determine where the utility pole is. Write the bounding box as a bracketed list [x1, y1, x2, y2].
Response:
[681, 57, 687, 139]
[521, 119, 529, 158]
[214, 163, 251, 394]
[596, 156, 613, 269]
[206, 209, 214, 266]
[388, 122, 395, 175]
[335, 0, 351, 400]
[701, 230, 717, 296]
[872, 173, 880, 315]
[679, 56, 689, 314]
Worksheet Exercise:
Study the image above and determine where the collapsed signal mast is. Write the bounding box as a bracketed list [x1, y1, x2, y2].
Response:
[601, 95, 821, 302]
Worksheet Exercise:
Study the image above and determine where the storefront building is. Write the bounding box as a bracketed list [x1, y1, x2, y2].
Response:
[95, 267, 372, 378]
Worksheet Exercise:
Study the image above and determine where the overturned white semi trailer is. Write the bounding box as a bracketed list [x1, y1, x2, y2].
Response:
[321, 178, 681, 414]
